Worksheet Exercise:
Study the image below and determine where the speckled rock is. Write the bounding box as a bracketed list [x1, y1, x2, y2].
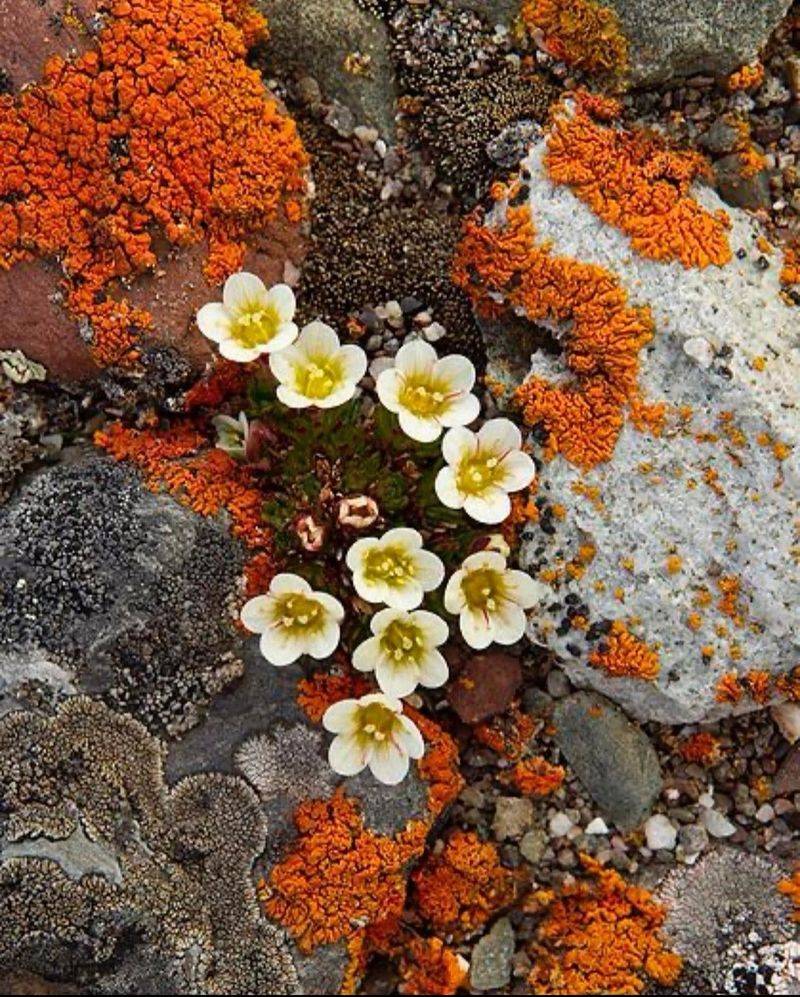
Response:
[256, 0, 397, 137]
[553, 692, 662, 831]
[479, 134, 799, 724]
[469, 916, 515, 991]
[607, 0, 793, 86]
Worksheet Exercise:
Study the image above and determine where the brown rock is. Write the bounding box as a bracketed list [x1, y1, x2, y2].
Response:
[774, 745, 800, 797]
[448, 651, 522, 724]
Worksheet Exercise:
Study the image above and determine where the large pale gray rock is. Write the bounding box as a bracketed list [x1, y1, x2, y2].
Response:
[608, 0, 792, 85]
[475, 125, 799, 724]
[256, 0, 396, 137]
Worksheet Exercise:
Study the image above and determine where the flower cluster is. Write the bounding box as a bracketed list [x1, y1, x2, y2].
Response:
[204, 273, 541, 784]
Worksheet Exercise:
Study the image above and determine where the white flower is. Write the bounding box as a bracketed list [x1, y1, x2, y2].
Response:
[212, 412, 249, 459]
[376, 340, 480, 443]
[444, 550, 544, 649]
[352, 608, 449, 698]
[196, 272, 298, 363]
[346, 527, 444, 610]
[435, 419, 536, 524]
[241, 573, 344, 666]
[269, 321, 367, 409]
[323, 693, 424, 785]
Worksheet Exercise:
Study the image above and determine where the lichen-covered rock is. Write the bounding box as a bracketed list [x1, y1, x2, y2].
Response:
[0, 0, 307, 384]
[0, 446, 246, 734]
[256, 0, 397, 137]
[459, 118, 799, 723]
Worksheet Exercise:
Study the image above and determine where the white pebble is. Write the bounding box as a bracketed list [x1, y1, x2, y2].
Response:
[701, 808, 736, 838]
[584, 817, 608, 835]
[549, 813, 573, 837]
[423, 321, 447, 343]
[755, 803, 775, 823]
[644, 814, 677, 851]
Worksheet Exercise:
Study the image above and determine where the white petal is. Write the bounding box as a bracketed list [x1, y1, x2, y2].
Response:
[478, 417, 521, 453]
[398, 409, 442, 443]
[460, 608, 494, 650]
[322, 699, 359, 733]
[433, 353, 475, 393]
[262, 323, 299, 353]
[270, 573, 311, 595]
[435, 466, 464, 509]
[383, 583, 423, 611]
[440, 391, 480, 429]
[276, 384, 312, 408]
[464, 488, 512, 525]
[268, 345, 299, 382]
[353, 575, 391, 606]
[416, 649, 449, 689]
[369, 742, 410, 785]
[328, 734, 367, 776]
[375, 367, 402, 412]
[297, 320, 340, 357]
[371, 607, 401, 634]
[462, 550, 507, 573]
[414, 549, 445, 592]
[339, 344, 368, 382]
[240, 595, 273, 633]
[223, 271, 266, 312]
[346, 537, 375, 572]
[219, 339, 260, 363]
[413, 610, 449, 647]
[258, 629, 303, 666]
[315, 383, 357, 409]
[505, 570, 545, 610]
[442, 425, 476, 466]
[382, 527, 423, 550]
[352, 636, 380, 673]
[491, 603, 527, 644]
[315, 591, 345, 621]
[395, 339, 437, 377]
[397, 715, 425, 759]
[196, 302, 231, 343]
[375, 659, 419, 699]
[306, 620, 341, 660]
[443, 572, 466, 614]
[499, 450, 536, 492]
[265, 283, 296, 323]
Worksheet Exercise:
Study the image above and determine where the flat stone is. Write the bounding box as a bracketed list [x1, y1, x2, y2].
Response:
[448, 651, 523, 724]
[492, 796, 535, 841]
[553, 692, 662, 831]
[469, 917, 515, 991]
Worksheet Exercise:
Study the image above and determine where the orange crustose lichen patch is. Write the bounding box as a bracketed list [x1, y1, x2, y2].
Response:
[545, 95, 731, 270]
[725, 61, 765, 92]
[508, 757, 566, 797]
[454, 202, 656, 469]
[778, 868, 800, 921]
[715, 672, 744, 704]
[0, 0, 307, 367]
[411, 830, 515, 939]
[588, 620, 660, 680]
[296, 672, 372, 724]
[677, 731, 722, 766]
[781, 246, 800, 292]
[398, 938, 469, 996]
[521, 0, 628, 76]
[473, 704, 537, 761]
[527, 855, 683, 994]
[95, 421, 274, 573]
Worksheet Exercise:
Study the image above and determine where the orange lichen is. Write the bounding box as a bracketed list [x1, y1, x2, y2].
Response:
[0, 0, 307, 367]
[781, 246, 800, 290]
[677, 731, 722, 766]
[508, 757, 566, 797]
[545, 96, 731, 270]
[776, 667, 800, 702]
[473, 704, 537, 761]
[715, 672, 744, 704]
[527, 856, 682, 994]
[588, 620, 660, 680]
[724, 61, 765, 92]
[778, 867, 800, 920]
[296, 672, 371, 724]
[717, 575, 745, 627]
[398, 938, 469, 996]
[454, 203, 655, 469]
[521, 0, 628, 77]
[743, 669, 773, 704]
[411, 830, 515, 939]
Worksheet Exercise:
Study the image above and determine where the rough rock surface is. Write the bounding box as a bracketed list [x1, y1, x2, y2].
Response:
[0, 446, 437, 995]
[607, 0, 793, 86]
[480, 134, 799, 723]
[553, 692, 662, 830]
[256, 0, 397, 137]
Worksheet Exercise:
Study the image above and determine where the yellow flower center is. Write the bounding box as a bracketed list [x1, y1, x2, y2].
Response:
[379, 619, 426, 665]
[461, 567, 506, 615]
[355, 702, 402, 745]
[363, 545, 416, 588]
[456, 449, 504, 496]
[294, 354, 343, 399]
[399, 374, 453, 417]
[230, 301, 282, 349]
[273, 592, 325, 635]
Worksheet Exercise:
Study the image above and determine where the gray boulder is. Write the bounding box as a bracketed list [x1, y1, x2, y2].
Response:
[468, 128, 799, 723]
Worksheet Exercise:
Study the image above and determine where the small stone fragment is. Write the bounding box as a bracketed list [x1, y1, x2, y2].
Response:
[469, 917, 515, 991]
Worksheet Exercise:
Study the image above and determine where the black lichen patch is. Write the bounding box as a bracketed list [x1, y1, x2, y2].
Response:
[0, 448, 244, 735]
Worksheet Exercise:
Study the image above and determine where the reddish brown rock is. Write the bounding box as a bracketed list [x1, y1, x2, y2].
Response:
[448, 650, 523, 724]
[774, 745, 800, 797]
